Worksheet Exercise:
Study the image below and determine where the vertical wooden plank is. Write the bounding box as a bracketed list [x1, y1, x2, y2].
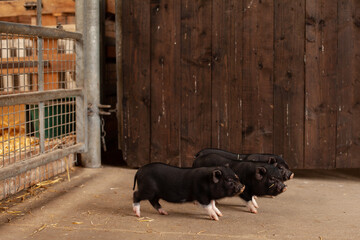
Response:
[122, 0, 151, 167]
[274, 0, 305, 169]
[115, 0, 124, 152]
[242, 0, 274, 153]
[336, 0, 360, 168]
[211, 0, 243, 152]
[180, 0, 212, 166]
[352, 2, 360, 168]
[305, 0, 337, 169]
[150, 0, 181, 166]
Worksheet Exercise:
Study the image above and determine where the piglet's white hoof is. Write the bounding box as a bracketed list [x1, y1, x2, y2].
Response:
[252, 196, 259, 209]
[133, 203, 141, 217]
[158, 208, 168, 215]
[210, 213, 219, 221]
[214, 209, 223, 217]
[203, 203, 219, 221]
[211, 200, 223, 217]
[208, 210, 219, 221]
[247, 201, 258, 214]
[250, 208, 258, 214]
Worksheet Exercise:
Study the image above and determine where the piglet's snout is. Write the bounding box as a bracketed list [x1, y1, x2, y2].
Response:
[233, 181, 245, 194]
[279, 184, 287, 193]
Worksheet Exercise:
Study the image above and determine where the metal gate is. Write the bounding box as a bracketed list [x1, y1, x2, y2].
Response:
[0, 3, 86, 199]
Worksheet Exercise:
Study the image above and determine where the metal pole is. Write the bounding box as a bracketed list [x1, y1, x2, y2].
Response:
[37, 0, 45, 154]
[75, 0, 88, 152]
[81, 0, 101, 168]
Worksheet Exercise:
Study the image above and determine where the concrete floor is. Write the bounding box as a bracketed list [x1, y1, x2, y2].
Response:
[0, 166, 360, 240]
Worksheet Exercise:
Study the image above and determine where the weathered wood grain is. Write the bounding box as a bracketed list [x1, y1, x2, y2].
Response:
[211, 0, 243, 153]
[305, 0, 337, 169]
[241, 0, 274, 154]
[274, 0, 305, 169]
[122, 0, 151, 167]
[119, 0, 360, 169]
[150, 0, 181, 166]
[336, 0, 360, 168]
[180, 0, 212, 166]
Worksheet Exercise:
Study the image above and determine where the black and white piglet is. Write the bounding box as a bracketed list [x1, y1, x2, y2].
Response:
[132, 162, 244, 220]
[195, 148, 294, 181]
[193, 154, 287, 214]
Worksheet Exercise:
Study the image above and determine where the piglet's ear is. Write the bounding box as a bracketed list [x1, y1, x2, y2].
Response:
[212, 169, 222, 183]
[255, 167, 267, 181]
[268, 157, 277, 165]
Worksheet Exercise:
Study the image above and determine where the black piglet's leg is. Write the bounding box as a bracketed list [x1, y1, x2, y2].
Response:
[239, 190, 252, 202]
[198, 199, 219, 221]
[133, 191, 141, 217]
[149, 198, 168, 215]
[240, 191, 258, 214]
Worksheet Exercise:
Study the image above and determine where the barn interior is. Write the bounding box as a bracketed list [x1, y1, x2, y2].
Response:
[0, 0, 359, 239]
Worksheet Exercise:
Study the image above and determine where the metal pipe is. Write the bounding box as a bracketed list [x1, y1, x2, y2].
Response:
[75, 0, 88, 150]
[0, 89, 83, 106]
[36, 0, 42, 26]
[0, 143, 85, 181]
[37, 0, 45, 153]
[0, 21, 82, 40]
[81, 0, 101, 168]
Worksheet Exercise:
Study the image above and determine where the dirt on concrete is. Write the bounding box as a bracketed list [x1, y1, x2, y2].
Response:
[0, 166, 359, 240]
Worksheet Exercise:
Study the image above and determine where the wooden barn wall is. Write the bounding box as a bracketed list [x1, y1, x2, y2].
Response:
[121, 0, 360, 169]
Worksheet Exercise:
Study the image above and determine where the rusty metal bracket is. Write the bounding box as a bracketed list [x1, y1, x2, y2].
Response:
[98, 104, 117, 116]
[87, 104, 116, 116]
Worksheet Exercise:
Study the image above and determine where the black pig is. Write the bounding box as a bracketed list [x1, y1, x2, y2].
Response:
[132, 162, 244, 220]
[192, 154, 287, 214]
[195, 148, 294, 181]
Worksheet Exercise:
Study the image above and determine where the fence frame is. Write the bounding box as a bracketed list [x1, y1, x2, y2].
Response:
[0, 18, 86, 181]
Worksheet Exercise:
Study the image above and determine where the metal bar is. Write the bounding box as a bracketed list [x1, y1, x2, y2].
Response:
[38, 103, 45, 153]
[0, 89, 83, 106]
[37, 0, 42, 26]
[98, 104, 111, 108]
[0, 60, 49, 69]
[0, 143, 85, 181]
[37, 1, 45, 153]
[81, 0, 101, 168]
[0, 21, 82, 40]
[75, 0, 88, 151]
[115, 0, 124, 151]
[100, 0, 105, 106]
